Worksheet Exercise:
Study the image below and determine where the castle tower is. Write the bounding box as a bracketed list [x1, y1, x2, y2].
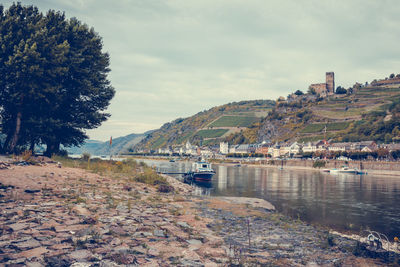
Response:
[326, 72, 335, 94]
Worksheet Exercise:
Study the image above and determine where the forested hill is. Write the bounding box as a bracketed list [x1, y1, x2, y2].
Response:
[133, 100, 275, 150]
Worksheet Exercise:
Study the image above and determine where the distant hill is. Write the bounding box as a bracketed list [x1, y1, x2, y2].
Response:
[134, 100, 275, 150]
[67, 133, 146, 155]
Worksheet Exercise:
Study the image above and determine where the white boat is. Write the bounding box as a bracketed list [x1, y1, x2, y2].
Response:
[330, 166, 361, 174]
[184, 161, 216, 182]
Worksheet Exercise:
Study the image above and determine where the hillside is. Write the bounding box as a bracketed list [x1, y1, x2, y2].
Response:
[134, 100, 275, 149]
[67, 133, 146, 155]
[133, 75, 400, 150]
[254, 85, 400, 144]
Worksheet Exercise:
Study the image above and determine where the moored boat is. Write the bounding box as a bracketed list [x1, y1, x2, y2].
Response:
[184, 161, 215, 182]
[330, 166, 365, 174]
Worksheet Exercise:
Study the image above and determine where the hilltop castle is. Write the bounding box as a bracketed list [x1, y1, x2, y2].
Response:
[309, 72, 335, 96]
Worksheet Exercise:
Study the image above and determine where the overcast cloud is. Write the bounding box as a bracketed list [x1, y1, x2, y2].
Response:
[3, 0, 400, 140]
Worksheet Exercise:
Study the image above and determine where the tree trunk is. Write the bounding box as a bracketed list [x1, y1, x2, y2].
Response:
[29, 139, 35, 155]
[44, 141, 60, 157]
[0, 134, 11, 154]
[8, 111, 22, 153]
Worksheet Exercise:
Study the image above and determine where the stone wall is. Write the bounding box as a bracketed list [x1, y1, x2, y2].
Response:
[309, 83, 327, 95]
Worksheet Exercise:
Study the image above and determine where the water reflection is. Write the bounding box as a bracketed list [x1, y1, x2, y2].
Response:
[217, 165, 227, 191]
[137, 159, 400, 239]
[192, 182, 212, 196]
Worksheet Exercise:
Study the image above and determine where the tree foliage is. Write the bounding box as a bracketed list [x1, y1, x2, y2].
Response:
[0, 3, 114, 155]
[294, 90, 304, 96]
[335, 86, 347, 94]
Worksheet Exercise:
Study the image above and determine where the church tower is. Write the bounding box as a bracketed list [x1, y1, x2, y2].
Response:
[326, 72, 335, 94]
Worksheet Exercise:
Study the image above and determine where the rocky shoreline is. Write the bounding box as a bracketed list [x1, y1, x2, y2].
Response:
[0, 160, 395, 266]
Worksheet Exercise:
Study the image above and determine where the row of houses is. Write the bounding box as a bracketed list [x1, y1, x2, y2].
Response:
[157, 141, 199, 156]
[220, 140, 400, 158]
[143, 140, 400, 159]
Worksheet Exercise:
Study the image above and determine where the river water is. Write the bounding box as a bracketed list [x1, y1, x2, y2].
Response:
[140, 159, 400, 239]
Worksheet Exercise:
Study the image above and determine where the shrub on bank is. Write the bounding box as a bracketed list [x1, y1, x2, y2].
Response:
[157, 184, 174, 193]
[53, 156, 169, 186]
[135, 168, 167, 186]
[313, 160, 326, 168]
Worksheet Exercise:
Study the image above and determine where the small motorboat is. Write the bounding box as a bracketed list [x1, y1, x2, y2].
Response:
[330, 166, 361, 174]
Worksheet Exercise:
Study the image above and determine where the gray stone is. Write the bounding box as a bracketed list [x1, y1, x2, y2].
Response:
[130, 246, 146, 255]
[177, 221, 190, 228]
[68, 249, 93, 260]
[153, 229, 165, 237]
[70, 263, 92, 267]
[187, 239, 202, 245]
[99, 260, 123, 267]
[133, 231, 152, 237]
[6, 258, 26, 265]
[180, 259, 203, 266]
[110, 238, 122, 246]
[26, 262, 44, 267]
[15, 239, 41, 249]
[8, 222, 29, 231]
[116, 204, 127, 212]
[109, 226, 126, 236]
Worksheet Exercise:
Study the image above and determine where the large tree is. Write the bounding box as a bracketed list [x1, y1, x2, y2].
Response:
[0, 4, 45, 153]
[0, 3, 115, 155]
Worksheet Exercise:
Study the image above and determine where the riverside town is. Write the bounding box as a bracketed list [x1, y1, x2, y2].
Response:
[2, 2, 400, 266]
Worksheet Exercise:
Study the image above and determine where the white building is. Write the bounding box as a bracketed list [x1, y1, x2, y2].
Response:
[287, 142, 301, 155]
[158, 147, 172, 154]
[328, 142, 350, 152]
[200, 148, 214, 158]
[219, 142, 229, 154]
[303, 142, 317, 153]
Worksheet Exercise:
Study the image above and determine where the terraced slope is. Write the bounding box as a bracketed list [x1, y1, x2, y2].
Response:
[209, 116, 261, 127]
[256, 86, 400, 143]
[134, 100, 274, 149]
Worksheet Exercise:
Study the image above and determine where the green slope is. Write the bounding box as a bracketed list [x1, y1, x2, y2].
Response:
[134, 100, 274, 149]
[209, 116, 261, 127]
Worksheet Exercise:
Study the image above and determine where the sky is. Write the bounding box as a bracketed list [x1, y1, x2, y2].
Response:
[3, 0, 400, 140]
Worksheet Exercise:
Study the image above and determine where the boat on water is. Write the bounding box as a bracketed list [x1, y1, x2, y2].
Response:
[184, 161, 215, 182]
[330, 166, 365, 174]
